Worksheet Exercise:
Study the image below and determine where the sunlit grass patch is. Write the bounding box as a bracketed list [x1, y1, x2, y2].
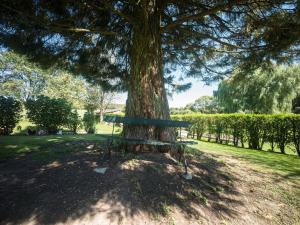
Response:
[187, 140, 300, 176]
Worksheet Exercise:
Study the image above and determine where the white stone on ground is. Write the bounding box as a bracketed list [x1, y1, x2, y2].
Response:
[182, 172, 192, 180]
[94, 167, 108, 174]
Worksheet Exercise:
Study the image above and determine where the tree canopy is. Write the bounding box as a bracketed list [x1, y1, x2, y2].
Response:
[0, 51, 47, 101]
[215, 65, 300, 113]
[1, 1, 299, 83]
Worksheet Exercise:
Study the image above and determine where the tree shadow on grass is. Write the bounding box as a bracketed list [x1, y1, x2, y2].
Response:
[0, 142, 242, 225]
[0, 134, 110, 161]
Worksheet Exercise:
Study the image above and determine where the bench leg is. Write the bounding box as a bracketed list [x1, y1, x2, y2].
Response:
[106, 138, 113, 159]
[183, 157, 188, 175]
[179, 145, 188, 174]
[177, 144, 185, 162]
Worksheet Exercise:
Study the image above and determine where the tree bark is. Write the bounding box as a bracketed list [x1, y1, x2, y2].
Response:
[124, 0, 174, 152]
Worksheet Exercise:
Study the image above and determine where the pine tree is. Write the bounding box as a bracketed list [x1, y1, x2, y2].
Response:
[1, 0, 299, 146]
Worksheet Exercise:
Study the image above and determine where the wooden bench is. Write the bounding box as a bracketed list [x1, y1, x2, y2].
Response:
[103, 115, 197, 169]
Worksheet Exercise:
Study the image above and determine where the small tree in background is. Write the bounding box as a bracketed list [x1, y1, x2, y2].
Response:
[67, 110, 81, 134]
[0, 52, 47, 102]
[25, 96, 72, 134]
[215, 66, 300, 114]
[0, 96, 22, 135]
[186, 96, 221, 114]
[83, 110, 96, 134]
[85, 84, 116, 122]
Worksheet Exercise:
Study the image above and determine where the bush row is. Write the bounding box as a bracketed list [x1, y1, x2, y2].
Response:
[172, 114, 300, 156]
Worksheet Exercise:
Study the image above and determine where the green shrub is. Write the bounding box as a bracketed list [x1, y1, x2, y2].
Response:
[67, 110, 81, 134]
[25, 96, 72, 134]
[0, 96, 22, 135]
[83, 110, 96, 134]
[273, 115, 291, 154]
[290, 115, 300, 156]
[264, 116, 276, 151]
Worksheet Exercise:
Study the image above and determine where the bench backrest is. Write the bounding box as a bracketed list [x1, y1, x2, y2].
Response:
[104, 115, 191, 127]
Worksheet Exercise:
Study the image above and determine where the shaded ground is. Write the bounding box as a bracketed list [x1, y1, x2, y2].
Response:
[0, 138, 299, 225]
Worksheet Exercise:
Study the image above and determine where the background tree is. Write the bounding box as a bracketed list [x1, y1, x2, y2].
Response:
[0, 51, 47, 102]
[0, 51, 117, 110]
[186, 96, 221, 114]
[0, 96, 22, 135]
[1, 0, 300, 147]
[67, 110, 81, 134]
[215, 65, 300, 113]
[43, 72, 88, 109]
[85, 84, 116, 121]
[82, 110, 97, 134]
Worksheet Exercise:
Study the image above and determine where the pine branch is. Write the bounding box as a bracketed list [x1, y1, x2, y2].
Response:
[162, 0, 246, 30]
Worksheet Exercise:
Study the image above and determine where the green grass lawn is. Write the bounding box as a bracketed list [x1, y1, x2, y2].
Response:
[0, 134, 299, 178]
[187, 141, 300, 177]
[199, 136, 297, 155]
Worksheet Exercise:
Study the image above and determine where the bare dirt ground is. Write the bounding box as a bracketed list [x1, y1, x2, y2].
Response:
[0, 141, 299, 225]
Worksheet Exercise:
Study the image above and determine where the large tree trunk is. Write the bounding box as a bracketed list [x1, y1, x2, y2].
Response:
[124, 0, 174, 152]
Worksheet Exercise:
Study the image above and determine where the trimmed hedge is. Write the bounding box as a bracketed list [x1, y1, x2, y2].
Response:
[172, 114, 300, 156]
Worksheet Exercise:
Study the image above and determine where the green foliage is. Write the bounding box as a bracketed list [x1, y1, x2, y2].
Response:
[0, 51, 116, 110]
[43, 72, 88, 109]
[84, 85, 116, 121]
[173, 113, 300, 156]
[0, 96, 22, 135]
[1, 0, 300, 133]
[170, 108, 193, 115]
[186, 96, 221, 113]
[215, 65, 300, 113]
[67, 110, 81, 134]
[1, 1, 300, 88]
[25, 96, 72, 134]
[0, 51, 47, 102]
[83, 110, 97, 134]
[290, 115, 300, 156]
